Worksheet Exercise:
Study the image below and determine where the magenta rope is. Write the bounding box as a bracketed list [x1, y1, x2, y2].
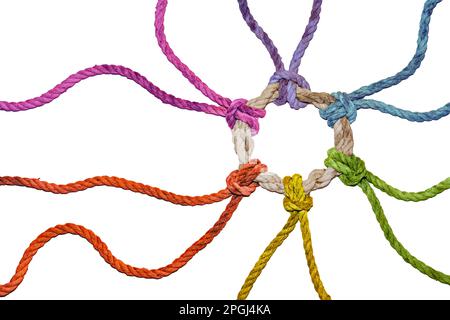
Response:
[0, 65, 218, 114]
[0, 68, 263, 133]
[154, 0, 232, 108]
[0, 1, 267, 134]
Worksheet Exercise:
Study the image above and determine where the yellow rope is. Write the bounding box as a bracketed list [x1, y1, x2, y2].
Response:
[299, 211, 331, 300]
[237, 214, 299, 300]
[237, 174, 331, 300]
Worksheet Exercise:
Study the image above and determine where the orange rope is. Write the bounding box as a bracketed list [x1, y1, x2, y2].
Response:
[0, 176, 228, 206]
[0, 160, 267, 297]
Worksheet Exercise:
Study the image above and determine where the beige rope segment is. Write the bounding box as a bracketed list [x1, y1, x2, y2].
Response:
[231, 83, 354, 193]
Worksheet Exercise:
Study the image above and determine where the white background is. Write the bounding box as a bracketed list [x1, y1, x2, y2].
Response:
[0, 0, 450, 300]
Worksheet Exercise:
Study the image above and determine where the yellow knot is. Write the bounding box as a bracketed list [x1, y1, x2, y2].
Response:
[283, 174, 313, 214]
[238, 172, 330, 301]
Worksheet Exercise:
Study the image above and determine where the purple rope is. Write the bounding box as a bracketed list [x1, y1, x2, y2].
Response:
[238, 0, 323, 109]
[237, 0, 285, 72]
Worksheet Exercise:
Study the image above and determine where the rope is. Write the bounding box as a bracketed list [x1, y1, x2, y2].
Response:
[350, 0, 441, 100]
[0, 0, 450, 299]
[0, 176, 229, 205]
[0, 65, 218, 114]
[0, 161, 267, 297]
[0, 64, 265, 133]
[319, 0, 448, 128]
[155, 0, 231, 107]
[299, 210, 330, 300]
[237, 174, 330, 300]
[325, 148, 450, 201]
[237, 214, 298, 300]
[325, 148, 450, 286]
[320, 92, 450, 128]
[238, 0, 323, 109]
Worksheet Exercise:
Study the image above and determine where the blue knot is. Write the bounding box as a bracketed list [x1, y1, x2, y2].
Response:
[319, 92, 357, 128]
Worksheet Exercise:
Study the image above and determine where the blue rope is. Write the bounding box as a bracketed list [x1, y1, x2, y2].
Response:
[320, 0, 446, 128]
[320, 92, 450, 127]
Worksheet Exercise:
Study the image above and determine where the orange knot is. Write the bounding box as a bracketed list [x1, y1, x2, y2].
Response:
[226, 160, 267, 196]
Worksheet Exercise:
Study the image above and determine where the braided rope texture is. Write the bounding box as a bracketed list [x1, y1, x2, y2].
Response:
[0, 0, 449, 299]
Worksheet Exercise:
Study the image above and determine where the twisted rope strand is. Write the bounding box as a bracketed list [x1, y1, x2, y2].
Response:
[319, 0, 448, 127]
[154, 0, 231, 107]
[0, 161, 267, 297]
[325, 148, 450, 287]
[320, 93, 450, 128]
[237, 0, 284, 71]
[299, 211, 330, 300]
[0, 11, 267, 133]
[238, 174, 330, 300]
[282, 0, 323, 109]
[0, 176, 230, 206]
[237, 214, 298, 300]
[350, 0, 442, 100]
[238, 0, 323, 109]
[0, 65, 221, 115]
[154, 0, 268, 134]
[360, 180, 450, 286]
[355, 98, 450, 123]
[0, 160, 267, 205]
[288, 0, 323, 74]
[326, 148, 450, 202]
[0, 196, 242, 297]
[0, 63, 265, 133]
[367, 171, 450, 202]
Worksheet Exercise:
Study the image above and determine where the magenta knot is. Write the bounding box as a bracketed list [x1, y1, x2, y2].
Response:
[226, 99, 266, 135]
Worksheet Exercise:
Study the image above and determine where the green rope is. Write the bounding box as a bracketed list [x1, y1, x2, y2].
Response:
[325, 148, 450, 201]
[325, 148, 450, 285]
[367, 171, 450, 202]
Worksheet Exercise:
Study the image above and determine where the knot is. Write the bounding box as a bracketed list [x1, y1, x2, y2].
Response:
[226, 159, 268, 196]
[319, 92, 357, 128]
[269, 70, 311, 110]
[226, 99, 266, 135]
[324, 148, 367, 186]
[283, 174, 313, 214]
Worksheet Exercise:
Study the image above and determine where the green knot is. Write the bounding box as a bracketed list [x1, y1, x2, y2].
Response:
[283, 174, 313, 214]
[324, 148, 367, 186]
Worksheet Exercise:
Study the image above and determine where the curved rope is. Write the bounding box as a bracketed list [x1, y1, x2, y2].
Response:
[0, 175, 231, 206]
[238, 0, 323, 109]
[154, 0, 232, 107]
[0, 161, 267, 297]
[0, 196, 241, 297]
[325, 148, 450, 286]
[0, 65, 223, 115]
[350, 0, 442, 100]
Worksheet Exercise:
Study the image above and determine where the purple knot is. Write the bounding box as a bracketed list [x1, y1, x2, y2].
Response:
[269, 70, 311, 110]
[226, 99, 266, 135]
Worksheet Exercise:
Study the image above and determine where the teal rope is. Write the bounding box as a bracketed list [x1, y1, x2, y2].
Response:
[320, 0, 447, 128]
